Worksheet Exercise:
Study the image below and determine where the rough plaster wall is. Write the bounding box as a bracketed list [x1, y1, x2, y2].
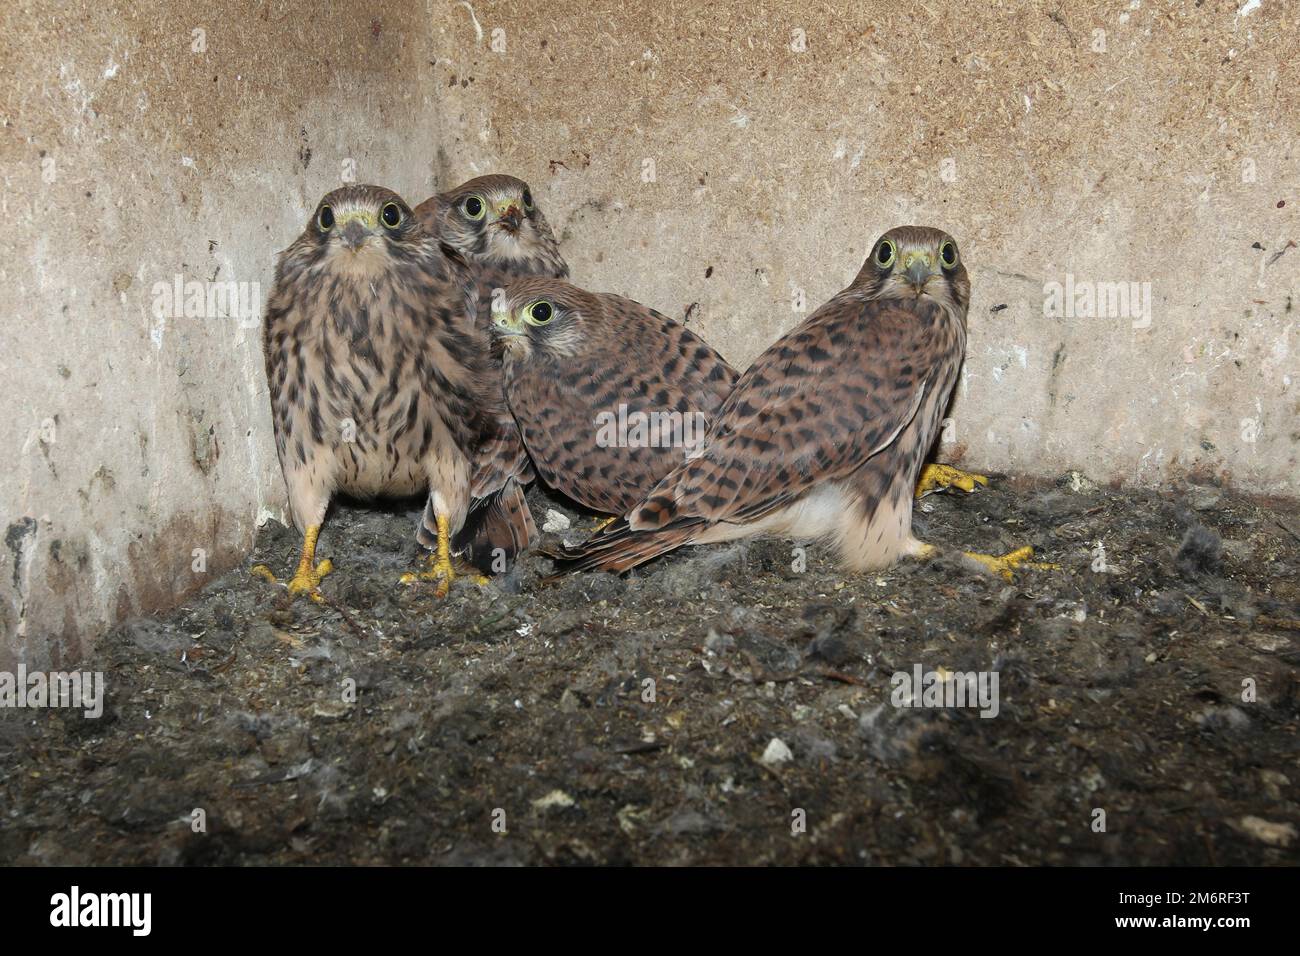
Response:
[434, 0, 1297, 490]
[0, 1, 447, 668]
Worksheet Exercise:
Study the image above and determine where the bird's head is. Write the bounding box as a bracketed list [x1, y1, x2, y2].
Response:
[305, 185, 423, 277]
[491, 276, 593, 364]
[854, 226, 970, 316]
[434, 175, 567, 275]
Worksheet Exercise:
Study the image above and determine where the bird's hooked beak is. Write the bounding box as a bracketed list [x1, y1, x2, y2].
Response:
[902, 250, 938, 292]
[495, 200, 523, 232]
[492, 307, 524, 337]
[340, 221, 368, 251]
[335, 210, 378, 252]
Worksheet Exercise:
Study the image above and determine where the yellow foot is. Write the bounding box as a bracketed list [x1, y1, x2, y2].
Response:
[250, 525, 333, 601]
[962, 546, 1058, 581]
[288, 559, 333, 599]
[401, 513, 489, 597]
[906, 540, 939, 561]
[915, 463, 989, 499]
[400, 554, 487, 597]
[249, 558, 333, 602]
[400, 551, 454, 598]
[590, 516, 616, 533]
[250, 565, 277, 584]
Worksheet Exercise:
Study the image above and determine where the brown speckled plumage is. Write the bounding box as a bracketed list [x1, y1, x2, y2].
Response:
[551, 226, 971, 575]
[493, 277, 738, 515]
[263, 184, 498, 565]
[412, 174, 569, 566]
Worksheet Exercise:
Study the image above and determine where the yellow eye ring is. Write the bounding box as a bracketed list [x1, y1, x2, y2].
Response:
[318, 204, 335, 231]
[524, 300, 554, 325]
[875, 239, 897, 268]
[463, 195, 486, 220]
[381, 202, 402, 229]
[939, 240, 959, 270]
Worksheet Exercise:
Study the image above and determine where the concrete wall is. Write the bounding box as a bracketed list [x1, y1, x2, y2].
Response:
[3, 0, 1297, 665]
[437, 0, 1298, 493]
[0, 1, 447, 667]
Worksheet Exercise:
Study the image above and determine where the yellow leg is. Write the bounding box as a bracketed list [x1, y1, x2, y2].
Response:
[251, 525, 333, 601]
[400, 514, 487, 597]
[590, 516, 616, 533]
[915, 463, 989, 499]
[402, 514, 455, 597]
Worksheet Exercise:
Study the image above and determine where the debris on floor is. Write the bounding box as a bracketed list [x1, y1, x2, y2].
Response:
[2, 475, 1298, 865]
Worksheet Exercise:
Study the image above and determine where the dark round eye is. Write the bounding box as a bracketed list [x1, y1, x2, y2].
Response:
[381, 202, 402, 228]
[522, 190, 534, 210]
[875, 239, 897, 268]
[527, 301, 553, 324]
[463, 196, 485, 220]
[318, 205, 334, 231]
[939, 240, 958, 269]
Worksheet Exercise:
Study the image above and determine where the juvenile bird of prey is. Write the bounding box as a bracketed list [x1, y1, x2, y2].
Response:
[550, 227, 1048, 580]
[492, 277, 738, 516]
[255, 184, 504, 599]
[412, 174, 569, 567]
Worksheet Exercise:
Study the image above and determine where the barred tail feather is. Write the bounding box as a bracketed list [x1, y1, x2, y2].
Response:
[544, 517, 705, 576]
[424, 479, 536, 574]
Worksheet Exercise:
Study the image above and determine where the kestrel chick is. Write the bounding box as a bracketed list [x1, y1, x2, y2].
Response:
[411, 175, 569, 567]
[415, 174, 567, 285]
[551, 227, 1048, 579]
[256, 184, 500, 599]
[492, 277, 738, 516]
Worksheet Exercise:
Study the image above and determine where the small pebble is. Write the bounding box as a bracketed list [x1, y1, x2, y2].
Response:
[312, 700, 352, 721]
[761, 737, 793, 766]
[542, 510, 571, 532]
[1235, 816, 1296, 847]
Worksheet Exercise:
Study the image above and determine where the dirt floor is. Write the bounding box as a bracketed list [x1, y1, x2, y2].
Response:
[2, 473, 1299, 866]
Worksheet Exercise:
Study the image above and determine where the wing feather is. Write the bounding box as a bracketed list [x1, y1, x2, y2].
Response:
[630, 294, 946, 530]
[506, 295, 737, 515]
